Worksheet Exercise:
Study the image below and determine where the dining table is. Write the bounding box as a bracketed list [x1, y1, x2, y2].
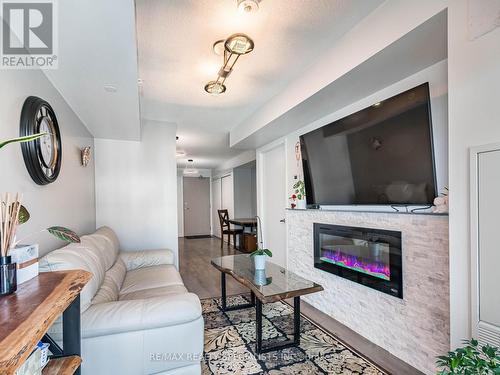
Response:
[228, 218, 258, 251]
[228, 217, 257, 229]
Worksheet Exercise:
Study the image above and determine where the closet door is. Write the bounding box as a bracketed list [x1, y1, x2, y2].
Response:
[221, 174, 234, 245]
[471, 144, 500, 348]
[212, 178, 221, 238]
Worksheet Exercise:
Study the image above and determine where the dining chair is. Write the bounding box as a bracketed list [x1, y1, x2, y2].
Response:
[217, 209, 243, 249]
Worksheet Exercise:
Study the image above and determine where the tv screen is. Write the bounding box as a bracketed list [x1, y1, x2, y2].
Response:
[300, 83, 436, 206]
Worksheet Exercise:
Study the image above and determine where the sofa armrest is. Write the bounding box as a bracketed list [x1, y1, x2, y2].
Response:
[119, 249, 174, 271]
[82, 293, 201, 338]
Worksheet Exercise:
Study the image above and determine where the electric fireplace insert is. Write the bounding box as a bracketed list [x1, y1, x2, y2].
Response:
[313, 223, 403, 298]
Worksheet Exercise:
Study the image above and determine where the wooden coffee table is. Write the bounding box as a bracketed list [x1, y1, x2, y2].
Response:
[211, 254, 323, 354]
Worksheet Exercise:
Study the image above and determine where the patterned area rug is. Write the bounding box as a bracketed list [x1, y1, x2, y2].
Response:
[202, 294, 388, 375]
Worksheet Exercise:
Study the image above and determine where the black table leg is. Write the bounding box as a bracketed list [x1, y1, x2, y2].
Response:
[256, 298, 263, 354]
[63, 295, 81, 375]
[221, 272, 227, 311]
[220, 272, 255, 312]
[294, 296, 300, 345]
[255, 296, 301, 354]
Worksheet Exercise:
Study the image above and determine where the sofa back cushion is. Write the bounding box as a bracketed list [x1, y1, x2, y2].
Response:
[92, 226, 120, 270]
[91, 258, 127, 305]
[39, 226, 121, 312]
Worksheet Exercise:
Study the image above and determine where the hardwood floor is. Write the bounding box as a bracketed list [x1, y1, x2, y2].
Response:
[178, 236, 423, 375]
[179, 236, 247, 299]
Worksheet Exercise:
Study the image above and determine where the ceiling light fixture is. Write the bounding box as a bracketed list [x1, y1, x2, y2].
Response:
[237, 0, 261, 13]
[176, 150, 186, 157]
[204, 33, 254, 95]
[184, 159, 199, 175]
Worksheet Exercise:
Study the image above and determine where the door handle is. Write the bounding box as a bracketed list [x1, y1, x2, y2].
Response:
[279, 219, 286, 223]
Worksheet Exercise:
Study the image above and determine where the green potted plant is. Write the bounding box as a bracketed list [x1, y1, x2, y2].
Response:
[436, 339, 500, 374]
[250, 248, 272, 270]
[293, 179, 306, 209]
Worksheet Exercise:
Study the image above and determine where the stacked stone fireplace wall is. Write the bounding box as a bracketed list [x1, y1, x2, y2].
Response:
[286, 209, 449, 375]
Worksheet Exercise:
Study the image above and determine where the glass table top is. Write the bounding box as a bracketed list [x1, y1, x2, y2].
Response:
[211, 254, 323, 302]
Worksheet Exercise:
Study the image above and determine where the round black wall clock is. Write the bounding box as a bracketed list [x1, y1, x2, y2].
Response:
[20, 96, 62, 185]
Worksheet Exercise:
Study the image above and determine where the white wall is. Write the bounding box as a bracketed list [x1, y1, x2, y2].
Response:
[233, 164, 257, 218]
[0, 69, 96, 256]
[448, 1, 500, 348]
[214, 149, 256, 177]
[95, 121, 178, 264]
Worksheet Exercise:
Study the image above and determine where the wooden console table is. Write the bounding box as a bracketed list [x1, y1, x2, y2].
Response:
[0, 270, 91, 375]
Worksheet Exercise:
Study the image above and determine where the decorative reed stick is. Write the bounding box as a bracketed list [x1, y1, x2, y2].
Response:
[0, 193, 22, 257]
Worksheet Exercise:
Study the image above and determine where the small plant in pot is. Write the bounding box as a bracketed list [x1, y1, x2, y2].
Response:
[436, 339, 500, 375]
[250, 248, 272, 270]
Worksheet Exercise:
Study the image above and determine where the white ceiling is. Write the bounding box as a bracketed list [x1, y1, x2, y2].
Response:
[231, 10, 448, 149]
[136, 0, 384, 168]
[45, 0, 141, 140]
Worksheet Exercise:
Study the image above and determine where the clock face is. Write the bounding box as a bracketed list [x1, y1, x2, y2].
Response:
[20, 97, 62, 185]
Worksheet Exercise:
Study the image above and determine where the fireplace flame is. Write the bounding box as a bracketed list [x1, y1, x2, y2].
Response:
[320, 248, 391, 281]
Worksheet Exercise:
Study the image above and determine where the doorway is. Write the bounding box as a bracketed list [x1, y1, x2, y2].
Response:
[259, 142, 287, 267]
[183, 176, 211, 237]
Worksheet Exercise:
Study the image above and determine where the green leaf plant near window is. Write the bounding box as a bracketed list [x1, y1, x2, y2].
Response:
[436, 339, 500, 375]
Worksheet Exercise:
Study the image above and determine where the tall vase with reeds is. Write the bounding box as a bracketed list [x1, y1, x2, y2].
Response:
[0, 193, 81, 296]
[0, 193, 22, 295]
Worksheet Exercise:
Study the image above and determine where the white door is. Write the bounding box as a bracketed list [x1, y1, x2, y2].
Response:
[183, 177, 211, 236]
[261, 143, 287, 267]
[471, 145, 500, 347]
[212, 178, 222, 238]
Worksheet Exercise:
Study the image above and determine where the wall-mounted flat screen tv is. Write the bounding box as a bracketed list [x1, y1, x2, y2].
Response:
[300, 83, 436, 206]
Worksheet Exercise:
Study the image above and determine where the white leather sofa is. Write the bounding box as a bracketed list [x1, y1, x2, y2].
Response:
[39, 227, 203, 375]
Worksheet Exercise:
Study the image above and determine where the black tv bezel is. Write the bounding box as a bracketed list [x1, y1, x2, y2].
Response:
[300, 82, 437, 207]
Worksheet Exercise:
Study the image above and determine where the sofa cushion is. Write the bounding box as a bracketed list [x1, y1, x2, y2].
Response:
[39, 239, 106, 312]
[92, 258, 127, 305]
[119, 249, 174, 271]
[82, 293, 202, 338]
[39, 227, 122, 312]
[92, 226, 120, 271]
[119, 285, 188, 301]
[119, 265, 184, 296]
